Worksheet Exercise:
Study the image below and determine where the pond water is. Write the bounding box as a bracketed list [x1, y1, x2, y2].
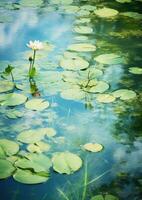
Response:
[0, 0, 142, 200]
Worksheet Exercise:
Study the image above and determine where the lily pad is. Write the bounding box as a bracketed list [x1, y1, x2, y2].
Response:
[51, 0, 73, 4]
[73, 26, 93, 34]
[15, 153, 52, 173]
[0, 146, 6, 159]
[6, 110, 23, 119]
[20, 0, 43, 7]
[0, 93, 27, 107]
[52, 152, 82, 174]
[17, 128, 46, 144]
[61, 88, 85, 100]
[60, 56, 89, 70]
[94, 53, 125, 65]
[120, 12, 142, 19]
[25, 99, 49, 111]
[91, 194, 119, 200]
[0, 139, 19, 156]
[83, 143, 103, 152]
[0, 80, 14, 93]
[129, 67, 142, 74]
[13, 169, 49, 184]
[113, 89, 136, 100]
[68, 43, 96, 52]
[96, 94, 116, 103]
[88, 81, 109, 93]
[0, 159, 15, 179]
[94, 7, 119, 18]
[27, 142, 51, 153]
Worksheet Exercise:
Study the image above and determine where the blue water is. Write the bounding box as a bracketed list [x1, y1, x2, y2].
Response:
[0, 1, 142, 200]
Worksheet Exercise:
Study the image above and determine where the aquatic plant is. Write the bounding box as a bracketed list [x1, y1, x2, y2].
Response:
[27, 40, 43, 78]
[1, 65, 15, 83]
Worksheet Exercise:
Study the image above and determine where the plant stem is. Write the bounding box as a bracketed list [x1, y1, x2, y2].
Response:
[57, 188, 70, 200]
[32, 50, 36, 69]
[10, 71, 14, 83]
[82, 162, 88, 200]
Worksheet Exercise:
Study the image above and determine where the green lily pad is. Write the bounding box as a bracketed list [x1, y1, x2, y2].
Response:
[20, 0, 43, 7]
[129, 67, 142, 74]
[0, 146, 6, 159]
[83, 143, 103, 152]
[13, 169, 49, 184]
[15, 153, 52, 173]
[88, 81, 109, 93]
[17, 128, 46, 144]
[0, 80, 14, 93]
[61, 88, 85, 100]
[0, 159, 15, 179]
[0, 93, 27, 107]
[96, 94, 116, 103]
[116, 0, 132, 3]
[25, 99, 49, 111]
[27, 142, 51, 153]
[91, 194, 119, 200]
[120, 12, 142, 19]
[113, 89, 136, 100]
[68, 43, 96, 52]
[0, 139, 19, 156]
[52, 152, 82, 174]
[73, 26, 93, 34]
[81, 5, 96, 11]
[94, 53, 125, 65]
[60, 56, 89, 70]
[94, 7, 119, 18]
[6, 109, 23, 119]
[75, 18, 91, 24]
[45, 128, 57, 137]
[51, 0, 73, 4]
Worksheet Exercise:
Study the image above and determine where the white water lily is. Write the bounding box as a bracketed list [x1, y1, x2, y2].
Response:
[27, 40, 43, 50]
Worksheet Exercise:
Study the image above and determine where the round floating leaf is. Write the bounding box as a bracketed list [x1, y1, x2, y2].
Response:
[15, 153, 52, 173]
[75, 18, 91, 24]
[52, 152, 82, 174]
[17, 128, 47, 144]
[88, 81, 109, 93]
[25, 99, 49, 111]
[0, 159, 15, 179]
[74, 36, 89, 41]
[0, 146, 6, 159]
[91, 195, 104, 200]
[83, 143, 103, 152]
[94, 7, 119, 18]
[6, 110, 23, 119]
[94, 53, 125, 65]
[0, 139, 19, 156]
[68, 43, 96, 52]
[0, 93, 27, 107]
[13, 169, 49, 184]
[60, 56, 89, 70]
[116, 0, 132, 3]
[51, 0, 73, 4]
[0, 81, 14, 93]
[113, 89, 136, 100]
[96, 94, 116, 103]
[129, 67, 142, 74]
[81, 5, 96, 11]
[73, 26, 93, 34]
[20, 0, 43, 7]
[61, 88, 85, 100]
[45, 128, 56, 137]
[27, 142, 51, 153]
[120, 12, 142, 19]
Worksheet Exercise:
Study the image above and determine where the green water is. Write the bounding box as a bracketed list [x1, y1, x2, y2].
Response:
[0, 0, 142, 200]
